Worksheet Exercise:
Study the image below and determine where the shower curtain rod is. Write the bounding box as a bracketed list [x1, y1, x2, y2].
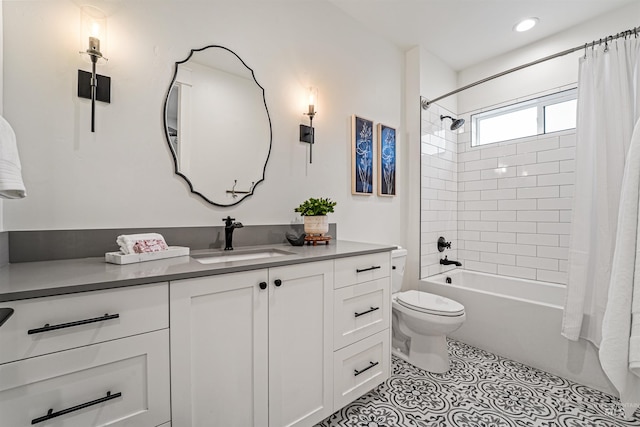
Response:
[421, 25, 640, 110]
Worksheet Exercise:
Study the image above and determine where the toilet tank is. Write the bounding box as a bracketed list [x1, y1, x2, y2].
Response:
[391, 247, 407, 293]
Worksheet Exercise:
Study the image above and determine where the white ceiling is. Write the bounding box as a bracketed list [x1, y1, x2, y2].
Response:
[328, 0, 637, 71]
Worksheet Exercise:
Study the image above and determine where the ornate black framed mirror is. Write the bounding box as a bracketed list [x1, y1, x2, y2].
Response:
[164, 45, 272, 206]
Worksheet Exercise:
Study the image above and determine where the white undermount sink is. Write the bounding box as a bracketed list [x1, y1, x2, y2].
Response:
[192, 248, 296, 264]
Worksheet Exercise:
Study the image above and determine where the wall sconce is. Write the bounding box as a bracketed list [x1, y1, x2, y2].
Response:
[77, 6, 111, 133]
[299, 87, 318, 163]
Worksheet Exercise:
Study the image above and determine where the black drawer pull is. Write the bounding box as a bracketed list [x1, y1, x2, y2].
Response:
[31, 391, 122, 424]
[354, 361, 379, 377]
[274, 279, 282, 287]
[28, 313, 120, 335]
[259, 281, 267, 290]
[354, 306, 380, 318]
[356, 266, 381, 273]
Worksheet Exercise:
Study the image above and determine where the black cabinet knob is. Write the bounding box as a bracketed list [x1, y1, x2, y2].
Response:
[259, 282, 267, 290]
[274, 279, 282, 287]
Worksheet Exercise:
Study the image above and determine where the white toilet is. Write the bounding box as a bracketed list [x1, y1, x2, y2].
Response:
[391, 247, 466, 373]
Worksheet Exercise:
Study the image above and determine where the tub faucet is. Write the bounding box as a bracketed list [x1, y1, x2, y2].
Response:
[440, 256, 462, 267]
[222, 216, 244, 251]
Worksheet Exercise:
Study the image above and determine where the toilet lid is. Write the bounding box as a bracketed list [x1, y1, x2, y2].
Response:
[397, 290, 465, 317]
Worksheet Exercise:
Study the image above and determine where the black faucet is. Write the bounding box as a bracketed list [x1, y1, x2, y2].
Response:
[440, 256, 462, 267]
[222, 216, 244, 251]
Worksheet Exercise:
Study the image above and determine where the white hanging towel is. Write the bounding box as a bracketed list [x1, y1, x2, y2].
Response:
[0, 115, 26, 199]
[600, 119, 640, 419]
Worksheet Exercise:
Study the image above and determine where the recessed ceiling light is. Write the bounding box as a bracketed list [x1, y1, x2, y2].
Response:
[514, 17, 539, 32]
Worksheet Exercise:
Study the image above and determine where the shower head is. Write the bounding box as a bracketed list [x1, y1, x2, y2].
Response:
[440, 115, 465, 131]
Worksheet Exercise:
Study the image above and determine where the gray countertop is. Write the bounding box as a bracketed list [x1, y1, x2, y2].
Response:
[0, 241, 395, 302]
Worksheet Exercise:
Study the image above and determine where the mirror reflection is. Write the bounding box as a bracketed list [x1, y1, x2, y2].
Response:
[164, 45, 272, 206]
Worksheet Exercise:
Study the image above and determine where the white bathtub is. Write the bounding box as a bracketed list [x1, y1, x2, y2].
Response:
[420, 269, 614, 395]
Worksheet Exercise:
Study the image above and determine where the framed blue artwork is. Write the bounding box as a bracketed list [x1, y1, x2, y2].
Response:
[351, 114, 374, 195]
[351, 115, 374, 195]
[377, 123, 396, 196]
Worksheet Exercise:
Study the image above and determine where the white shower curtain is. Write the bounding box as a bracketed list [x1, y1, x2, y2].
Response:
[562, 37, 640, 345]
[562, 36, 640, 418]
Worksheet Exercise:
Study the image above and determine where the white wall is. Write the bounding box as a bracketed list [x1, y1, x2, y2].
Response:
[419, 49, 457, 114]
[458, 1, 640, 114]
[1, 0, 406, 248]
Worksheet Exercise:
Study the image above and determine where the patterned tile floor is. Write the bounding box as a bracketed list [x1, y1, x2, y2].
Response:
[317, 339, 640, 427]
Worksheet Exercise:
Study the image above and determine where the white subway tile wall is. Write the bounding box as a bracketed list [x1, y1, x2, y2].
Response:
[420, 105, 459, 277]
[420, 100, 576, 285]
[457, 111, 575, 284]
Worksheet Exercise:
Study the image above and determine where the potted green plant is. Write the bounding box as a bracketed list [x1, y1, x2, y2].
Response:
[294, 197, 337, 236]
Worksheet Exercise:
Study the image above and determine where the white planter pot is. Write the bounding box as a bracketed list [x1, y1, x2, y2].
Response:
[304, 215, 329, 236]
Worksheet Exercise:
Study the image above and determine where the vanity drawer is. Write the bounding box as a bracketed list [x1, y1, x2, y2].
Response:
[333, 330, 390, 409]
[334, 252, 391, 289]
[0, 282, 168, 364]
[334, 278, 390, 350]
[0, 329, 170, 427]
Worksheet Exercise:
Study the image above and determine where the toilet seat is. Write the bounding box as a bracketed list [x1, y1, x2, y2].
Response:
[396, 290, 464, 317]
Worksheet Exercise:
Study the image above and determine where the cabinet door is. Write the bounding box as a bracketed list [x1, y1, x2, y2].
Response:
[170, 270, 268, 427]
[0, 329, 170, 427]
[268, 261, 334, 427]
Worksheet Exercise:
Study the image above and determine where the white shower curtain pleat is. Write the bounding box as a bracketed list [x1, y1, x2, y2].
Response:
[562, 39, 640, 346]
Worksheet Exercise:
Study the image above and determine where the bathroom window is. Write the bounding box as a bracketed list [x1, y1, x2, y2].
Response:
[471, 88, 577, 146]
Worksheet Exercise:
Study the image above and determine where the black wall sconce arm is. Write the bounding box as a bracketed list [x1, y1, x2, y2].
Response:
[299, 114, 315, 163]
[78, 52, 111, 133]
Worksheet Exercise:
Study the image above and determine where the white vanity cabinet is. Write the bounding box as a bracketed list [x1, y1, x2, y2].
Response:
[0, 283, 171, 427]
[170, 260, 334, 427]
[0, 244, 392, 427]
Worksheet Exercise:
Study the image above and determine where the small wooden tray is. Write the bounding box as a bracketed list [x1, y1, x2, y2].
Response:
[304, 235, 332, 246]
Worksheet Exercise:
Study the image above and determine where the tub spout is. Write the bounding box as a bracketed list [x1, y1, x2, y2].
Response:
[440, 256, 462, 267]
